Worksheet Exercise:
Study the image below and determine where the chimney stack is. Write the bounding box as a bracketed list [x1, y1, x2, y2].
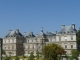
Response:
[72, 24, 75, 29]
[62, 25, 65, 29]
[9, 30, 12, 32]
[16, 29, 19, 34]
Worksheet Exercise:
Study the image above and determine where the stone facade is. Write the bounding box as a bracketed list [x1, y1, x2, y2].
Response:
[2, 24, 78, 56]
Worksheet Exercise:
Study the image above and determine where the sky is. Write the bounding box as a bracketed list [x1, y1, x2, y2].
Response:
[0, 0, 80, 38]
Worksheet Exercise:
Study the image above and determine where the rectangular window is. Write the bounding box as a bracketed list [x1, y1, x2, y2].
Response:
[71, 36, 73, 40]
[38, 44, 40, 49]
[5, 46, 6, 49]
[12, 39, 14, 43]
[8, 40, 10, 43]
[12, 46, 14, 49]
[33, 46, 34, 49]
[50, 39, 52, 42]
[65, 45, 67, 48]
[28, 40, 29, 42]
[28, 45, 30, 49]
[28, 51, 30, 54]
[59, 37, 61, 41]
[65, 36, 67, 40]
[32, 40, 33, 42]
[4, 40, 6, 43]
[71, 45, 73, 48]
[8, 46, 10, 49]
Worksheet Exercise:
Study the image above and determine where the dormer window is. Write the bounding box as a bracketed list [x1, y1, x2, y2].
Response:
[67, 31, 69, 33]
[71, 31, 73, 33]
[64, 32, 65, 34]
[60, 32, 62, 34]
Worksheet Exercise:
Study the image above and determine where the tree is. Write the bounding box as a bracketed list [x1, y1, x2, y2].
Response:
[4, 55, 11, 60]
[2, 49, 6, 55]
[42, 43, 65, 60]
[8, 52, 12, 56]
[77, 29, 80, 43]
[36, 52, 40, 59]
[15, 56, 19, 60]
[71, 50, 80, 59]
[28, 52, 34, 60]
[21, 51, 25, 58]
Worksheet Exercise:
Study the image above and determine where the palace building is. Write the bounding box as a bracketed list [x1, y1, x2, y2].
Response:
[2, 24, 78, 56]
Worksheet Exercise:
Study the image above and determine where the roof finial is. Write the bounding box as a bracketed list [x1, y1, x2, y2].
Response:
[41, 27, 43, 32]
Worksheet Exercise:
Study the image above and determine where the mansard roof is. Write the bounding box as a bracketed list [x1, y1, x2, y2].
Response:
[37, 28, 46, 37]
[46, 32, 56, 36]
[60, 25, 77, 33]
[23, 32, 35, 38]
[4, 24, 77, 38]
[5, 29, 23, 37]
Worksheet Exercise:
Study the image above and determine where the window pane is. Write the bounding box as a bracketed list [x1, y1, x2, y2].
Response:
[59, 37, 61, 41]
[71, 36, 73, 40]
[65, 45, 67, 48]
[71, 45, 73, 48]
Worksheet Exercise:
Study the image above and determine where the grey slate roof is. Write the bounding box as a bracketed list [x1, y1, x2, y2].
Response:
[46, 32, 56, 36]
[60, 26, 77, 33]
[23, 32, 35, 38]
[38, 29, 46, 37]
[5, 30, 23, 37]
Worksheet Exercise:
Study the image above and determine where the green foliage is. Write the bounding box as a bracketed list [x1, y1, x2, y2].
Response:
[36, 52, 40, 59]
[15, 56, 19, 60]
[71, 50, 80, 58]
[28, 52, 34, 60]
[21, 51, 26, 58]
[2, 49, 6, 55]
[42, 43, 65, 60]
[4, 55, 11, 60]
[77, 30, 80, 42]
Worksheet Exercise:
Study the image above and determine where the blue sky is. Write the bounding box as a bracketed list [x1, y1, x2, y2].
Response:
[0, 0, 80, 38]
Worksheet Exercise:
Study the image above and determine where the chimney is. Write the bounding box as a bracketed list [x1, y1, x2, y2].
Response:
[9, 30, 12, 32]
[72, 24, 75, 29]
[55, 31, 57, 34]
[24, 32, 26, 35]
[16, 29, 19, 34]
[30, 32, 33, 35]
[62, 25, 65, 29]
